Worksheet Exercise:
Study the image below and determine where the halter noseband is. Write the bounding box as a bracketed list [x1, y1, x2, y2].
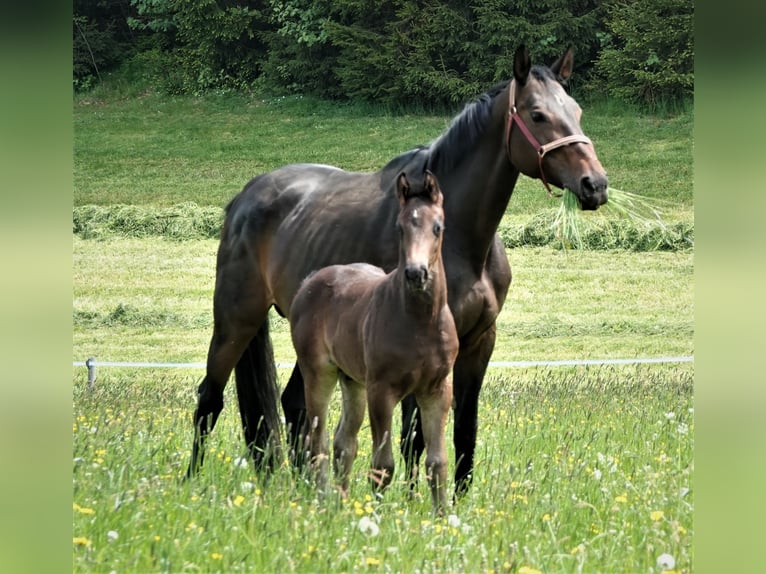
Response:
[504, 78, 592, 196]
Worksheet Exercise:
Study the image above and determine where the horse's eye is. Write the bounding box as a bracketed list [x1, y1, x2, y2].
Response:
[433, 222, 442, 237]
[531, 111, 546, 123]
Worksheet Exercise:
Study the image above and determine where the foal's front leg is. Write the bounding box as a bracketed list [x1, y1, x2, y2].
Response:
[417, 376, 454, 515]
[367, 384, 397, 493]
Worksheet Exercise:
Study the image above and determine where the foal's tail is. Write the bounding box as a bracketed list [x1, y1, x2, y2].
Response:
[234, 320, 283, 470]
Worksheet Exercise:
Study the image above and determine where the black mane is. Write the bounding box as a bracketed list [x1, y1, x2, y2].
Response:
[427, 82, 508, 173]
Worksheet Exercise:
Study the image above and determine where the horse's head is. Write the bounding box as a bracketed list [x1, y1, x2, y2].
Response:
[506, 45, 608, 210]
[395, 170, 445, 291]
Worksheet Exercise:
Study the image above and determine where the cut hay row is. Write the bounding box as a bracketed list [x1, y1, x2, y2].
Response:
[73, 203, 224, 241]
[73, 201, 693, 251]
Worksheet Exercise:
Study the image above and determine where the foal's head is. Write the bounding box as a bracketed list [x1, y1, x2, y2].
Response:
[395, 170, 445, 292]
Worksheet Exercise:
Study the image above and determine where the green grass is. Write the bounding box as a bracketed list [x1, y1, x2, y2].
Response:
[73, 90, 693, 221]
[73, 365, 692, 572]
[73, 238, 693, 365]
[73, 86, 693, 572]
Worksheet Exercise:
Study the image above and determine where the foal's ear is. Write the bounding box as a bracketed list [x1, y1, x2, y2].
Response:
[396, 172, 410, 204]
[513, 44, 531, 85]
[424, 170, 443, 206]
[550, 47, 574, 82]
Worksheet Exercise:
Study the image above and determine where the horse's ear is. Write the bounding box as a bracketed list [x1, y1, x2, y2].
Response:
[396, 172, 410, 204]
[550, 47, 574, 82]
[513, 44, 531, 85]
[424, 170, 443, 206]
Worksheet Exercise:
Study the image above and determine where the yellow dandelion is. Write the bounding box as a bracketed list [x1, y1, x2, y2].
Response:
[153, 535, 161, 542]
[211, 552, 223, 560]
[366, 556, 381, 566]
[233, 495, 245, 507]
[614, 493, 628, 503]
[542, 513, 551, 522]
[73, 536, 91, 547]
[73, 503, 95, 515]
[650, 510, 665, 521]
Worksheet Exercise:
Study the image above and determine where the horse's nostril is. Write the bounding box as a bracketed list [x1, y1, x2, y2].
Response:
[581, 174, 608, 196]
[581, 176, 595, 194]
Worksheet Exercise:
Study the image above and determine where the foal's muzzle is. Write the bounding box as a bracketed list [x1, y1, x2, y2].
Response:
[405, 265, 428, 290]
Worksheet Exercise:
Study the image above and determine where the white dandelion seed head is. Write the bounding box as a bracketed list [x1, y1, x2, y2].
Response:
[358, 516, 380, 537]
[240, 481, 255, 491]
[234, 457, 249, 469]
[593, 468, 602, 481]
[656, 553, 675, 570]
[664, 411, 676, 420]
[107, 530, 119, 542]
[447, 514, 461, 528]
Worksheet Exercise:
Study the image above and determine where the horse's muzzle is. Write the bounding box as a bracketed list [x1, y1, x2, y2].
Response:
[576, 173, 609, 211]
[405, 265, 428, 290]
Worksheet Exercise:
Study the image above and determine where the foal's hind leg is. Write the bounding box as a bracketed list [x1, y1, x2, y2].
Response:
[333, 374, 366, 496]
[280, 365, 307, 467]
[303, 363, 338, 494]
[400, 394, 425, 491]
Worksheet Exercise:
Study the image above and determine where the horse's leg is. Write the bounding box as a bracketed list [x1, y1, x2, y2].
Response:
[188, 322, 259, 477]
[452, 325, 496, 496]
[333, 374, 366, 495]
[416, 377, 453, 516]
[234, 319, 283, 472]
[187, 252, 275, 477]
[303, 363, 338, 494]
[280, 365, 307, 467]
[368, 384, 397, 494]
[399, 394, 425, 491]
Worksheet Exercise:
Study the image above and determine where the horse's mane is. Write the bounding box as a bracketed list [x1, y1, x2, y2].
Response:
[379, 66, 558, 182]
[426, 81, 508, 173]
[426, 65, 557, 173]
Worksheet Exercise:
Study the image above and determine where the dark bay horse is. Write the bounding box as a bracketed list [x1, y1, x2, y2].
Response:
[291, 171, 458, 514]
[187, 45, 608, 495]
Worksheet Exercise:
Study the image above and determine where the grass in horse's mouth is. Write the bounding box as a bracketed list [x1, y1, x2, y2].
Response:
[553, 187, 667, 250]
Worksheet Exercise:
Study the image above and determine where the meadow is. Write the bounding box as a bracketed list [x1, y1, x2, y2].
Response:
[73, 85, 693, 572]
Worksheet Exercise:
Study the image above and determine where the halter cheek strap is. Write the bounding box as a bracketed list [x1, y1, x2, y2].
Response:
[504, 79, 592, 196]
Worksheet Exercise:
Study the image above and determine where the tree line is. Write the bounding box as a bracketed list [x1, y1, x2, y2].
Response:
[73, 0, 693, 108]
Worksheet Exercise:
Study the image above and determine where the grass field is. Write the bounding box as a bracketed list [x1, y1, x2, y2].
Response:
[73, 85, 693, 572]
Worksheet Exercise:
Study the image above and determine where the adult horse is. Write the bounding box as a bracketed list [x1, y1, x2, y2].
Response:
[187, 45, 608, 495]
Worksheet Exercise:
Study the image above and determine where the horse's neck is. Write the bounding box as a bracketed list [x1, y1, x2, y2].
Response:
[435, 93, 519, 264]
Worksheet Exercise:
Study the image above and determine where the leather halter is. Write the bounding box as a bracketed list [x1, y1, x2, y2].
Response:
[504, 79, 592, 196]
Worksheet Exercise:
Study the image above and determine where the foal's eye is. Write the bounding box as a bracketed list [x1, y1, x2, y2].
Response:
[530, 111, 546, 123]
[433, 222, 443, 237]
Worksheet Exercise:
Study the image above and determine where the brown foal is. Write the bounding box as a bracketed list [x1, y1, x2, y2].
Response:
[290, 170, 458, 514]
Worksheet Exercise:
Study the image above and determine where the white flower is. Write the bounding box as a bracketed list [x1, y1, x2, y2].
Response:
[240, 481, 255, 491]
[677, 423, 689, 435]
[664, 412, 676, 420]
[358, 516, 380, 537]
[656, 553, 675, 570]
[233, 457, 249, 469]
[447, 514, 461, 528]
[593, 468, 602, 481]
[107, 530, 119, 542]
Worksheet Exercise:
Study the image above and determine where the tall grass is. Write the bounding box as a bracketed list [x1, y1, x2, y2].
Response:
[73, 365, 692, 572]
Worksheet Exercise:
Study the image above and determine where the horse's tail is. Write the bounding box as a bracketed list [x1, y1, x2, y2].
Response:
[234, 319, 283, 471]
